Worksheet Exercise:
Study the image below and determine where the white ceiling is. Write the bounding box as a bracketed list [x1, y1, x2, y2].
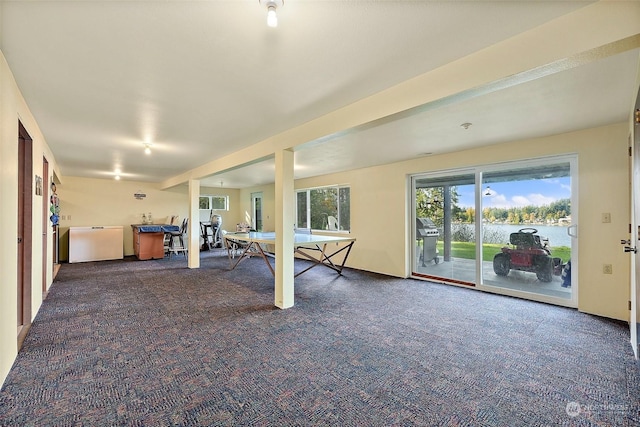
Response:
[1, 1, 638, 188]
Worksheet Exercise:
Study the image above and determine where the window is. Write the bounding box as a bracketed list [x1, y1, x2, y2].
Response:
[296, 186, 350, 231]
[199, 195, 228, 211]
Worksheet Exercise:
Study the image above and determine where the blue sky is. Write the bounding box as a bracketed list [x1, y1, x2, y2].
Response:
[457, 177, 571, 209]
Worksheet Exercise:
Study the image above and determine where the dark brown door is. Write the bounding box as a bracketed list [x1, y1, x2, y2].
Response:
[18, 122, 33, 348]
[42, 157, 49, 295]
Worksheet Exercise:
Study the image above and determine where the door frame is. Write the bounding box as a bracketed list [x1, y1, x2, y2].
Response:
[17, 121, 33, 349]
[42, 157, 49, 296]
[629, 94, 640, 359]
[251, 192, 263, 231]
[410, 154, 578, 308]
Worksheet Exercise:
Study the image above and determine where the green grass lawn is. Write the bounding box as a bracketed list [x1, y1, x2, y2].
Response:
[433, 241, 571, 263]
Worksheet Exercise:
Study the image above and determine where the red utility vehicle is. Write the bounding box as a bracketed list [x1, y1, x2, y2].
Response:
[492, 228, 562, 282]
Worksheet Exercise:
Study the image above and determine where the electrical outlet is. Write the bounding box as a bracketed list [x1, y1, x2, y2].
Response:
[603, 264, 613, 274]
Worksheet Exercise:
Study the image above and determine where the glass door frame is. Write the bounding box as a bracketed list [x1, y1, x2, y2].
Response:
[410, 168, 478, 286]
[410, 154, 578, 308]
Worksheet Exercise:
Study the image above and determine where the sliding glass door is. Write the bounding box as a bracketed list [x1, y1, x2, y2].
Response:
[412, 156, 576, 306]
[413, 172, 477, 285]
[480, 161, 574, 302]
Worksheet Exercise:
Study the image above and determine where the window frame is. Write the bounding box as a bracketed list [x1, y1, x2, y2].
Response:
[296, 185, 350, 232]
[199, 195, 229, 211]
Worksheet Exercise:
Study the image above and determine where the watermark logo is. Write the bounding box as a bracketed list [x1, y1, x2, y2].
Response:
[565, 401, 635, 419]
[566, 401, 581, 417]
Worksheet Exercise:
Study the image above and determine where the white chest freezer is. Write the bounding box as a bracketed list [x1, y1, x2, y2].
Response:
[68, 226, 124, 263]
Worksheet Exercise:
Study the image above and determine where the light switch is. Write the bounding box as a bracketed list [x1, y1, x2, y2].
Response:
[602, 213, 611, 223]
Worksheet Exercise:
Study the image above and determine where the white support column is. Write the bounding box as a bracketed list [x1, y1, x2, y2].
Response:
[188, 179, 200, 269]
[274, 149, 295, 308]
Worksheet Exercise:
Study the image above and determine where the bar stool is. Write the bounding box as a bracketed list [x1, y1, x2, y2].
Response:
[166, 219, 187, 258]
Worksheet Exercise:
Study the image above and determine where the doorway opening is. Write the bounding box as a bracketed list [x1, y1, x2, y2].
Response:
[251, 192, 263, 231]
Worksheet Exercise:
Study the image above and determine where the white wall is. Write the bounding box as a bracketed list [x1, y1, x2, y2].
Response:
[0, 50, 60, 385]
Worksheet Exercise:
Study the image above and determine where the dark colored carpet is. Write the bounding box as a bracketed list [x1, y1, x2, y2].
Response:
[0, 251, 639, 426]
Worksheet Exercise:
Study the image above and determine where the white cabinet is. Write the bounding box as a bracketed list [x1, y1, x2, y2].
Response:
[68, 226, 124, 263]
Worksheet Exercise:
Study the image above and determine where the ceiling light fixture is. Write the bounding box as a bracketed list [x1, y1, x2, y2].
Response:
[461, 122, 472, 130]
[260, 0, 283, 27]
[143, 142, 152, 155]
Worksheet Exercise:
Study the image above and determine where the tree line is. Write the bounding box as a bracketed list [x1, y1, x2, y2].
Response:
[417, 187, 570, 225]
[482, 198, 570, 224]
